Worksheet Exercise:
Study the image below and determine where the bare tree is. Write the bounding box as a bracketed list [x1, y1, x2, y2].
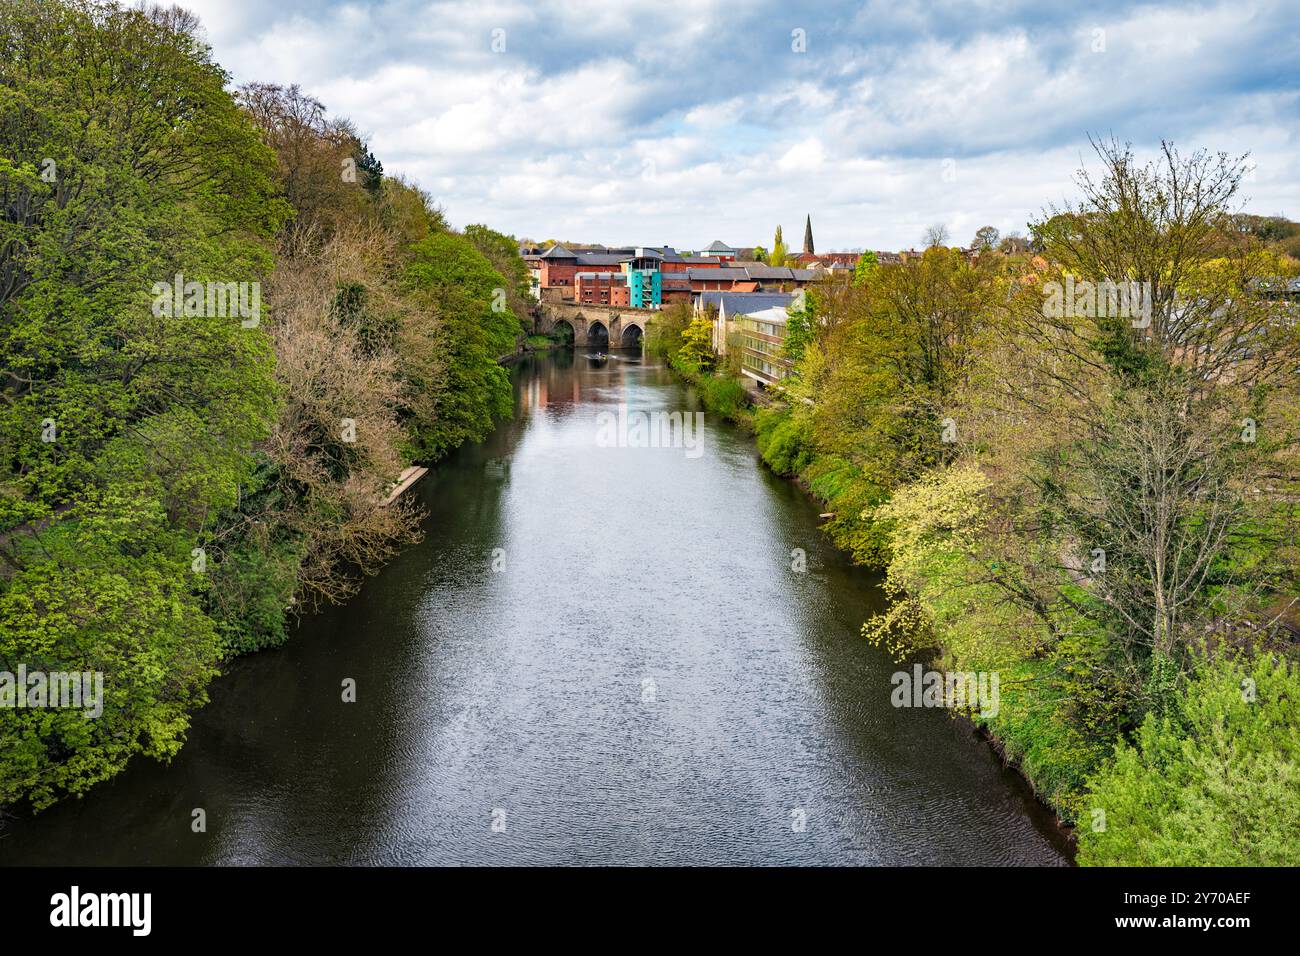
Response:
[238, 83, 373, 241]
[208, 224, 424, 616]
[979, 137, 1300, 708]
[923, 224, 950, 248]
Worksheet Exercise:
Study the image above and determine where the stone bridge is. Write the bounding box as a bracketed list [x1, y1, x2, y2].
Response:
[538, 302, 648, 349]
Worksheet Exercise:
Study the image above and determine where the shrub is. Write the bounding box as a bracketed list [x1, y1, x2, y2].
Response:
[699, 374, 750, 421]
[1079, 652, 1300, 866]
[209, 532, 306, 656]
[754, 404, 813, 476]
[805, 457, 890, 566]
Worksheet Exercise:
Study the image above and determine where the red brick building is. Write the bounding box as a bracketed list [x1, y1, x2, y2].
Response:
[537, 245, 625, 294]
[575, 272, 630, 306]
[702, 240, 737, 262]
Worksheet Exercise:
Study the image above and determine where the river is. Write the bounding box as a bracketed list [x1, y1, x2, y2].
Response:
[0, 350, 1070, 865]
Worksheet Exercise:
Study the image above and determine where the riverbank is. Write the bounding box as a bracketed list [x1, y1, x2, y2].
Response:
[657, 353, 1079, 844]
[0, 1, 537, 808]
[501, 331, 565, 365]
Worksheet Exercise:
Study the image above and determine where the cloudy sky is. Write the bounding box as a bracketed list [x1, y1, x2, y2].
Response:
[183, 0, 1298, 251]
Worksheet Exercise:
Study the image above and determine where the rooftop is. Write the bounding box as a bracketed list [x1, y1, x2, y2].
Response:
[743, 306, 790, 324]
[688, 267, 750, 280]
[539, 244, 578, 259]
[697, 291, 797, 315]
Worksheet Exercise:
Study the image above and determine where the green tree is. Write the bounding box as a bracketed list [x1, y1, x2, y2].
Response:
[645, 301, 693, 359]
[676, 314, 716, 374]
[1009, 139, 1299, 706]
[400, 233, 516, 458]
[852, 250, 879, 287]
[464, 223, 533, 326]
[0, 0, 287, 807]
[353, 140, 384, 198]
[781, 298, 814, 364]
[809, 247, 1000, 489]
[971, 225, 999, 250]
[770, 226, 788, 267]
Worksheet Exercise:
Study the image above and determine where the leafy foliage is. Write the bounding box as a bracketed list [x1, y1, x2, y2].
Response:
[747, 140, 1300, 852]
[852, 250, 879, 287]
[400, 233, 516, 459]
[0, 0, 523, 810]
[1080, 652, 1300, 866]
[0, 0, 283, 807]
[781, 300, 814, 364]
[770, 225, 789, 267]
[676, 314, 716, 374]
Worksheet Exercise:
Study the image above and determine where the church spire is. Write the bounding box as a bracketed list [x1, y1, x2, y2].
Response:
[803, 214, 814, 255]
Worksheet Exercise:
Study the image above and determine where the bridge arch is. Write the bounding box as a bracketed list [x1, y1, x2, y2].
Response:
[619, 322, 643, 349]
[550, 318, 575, 343]
[586, 319, 609, 350]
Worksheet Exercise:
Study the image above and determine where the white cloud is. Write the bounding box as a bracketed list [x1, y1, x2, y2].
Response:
[777, 139, 826, 172]
[186, 0, 1299, 248]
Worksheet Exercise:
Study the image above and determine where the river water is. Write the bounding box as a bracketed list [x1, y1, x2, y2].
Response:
[0, 350, 1070, 865]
